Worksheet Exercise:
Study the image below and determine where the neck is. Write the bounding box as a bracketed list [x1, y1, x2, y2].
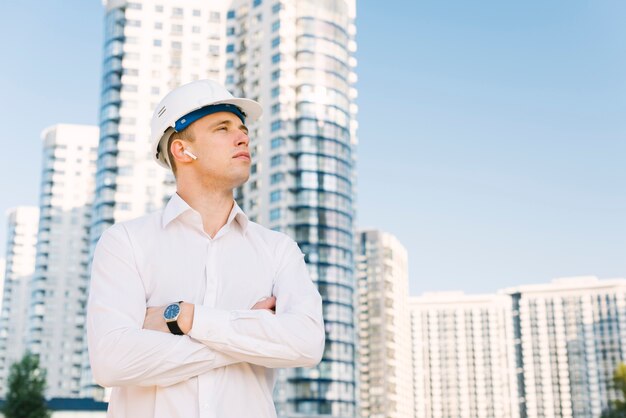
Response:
[176, 181, 234, 238]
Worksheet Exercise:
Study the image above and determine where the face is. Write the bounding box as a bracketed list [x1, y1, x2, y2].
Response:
[184, 111, 251, 189]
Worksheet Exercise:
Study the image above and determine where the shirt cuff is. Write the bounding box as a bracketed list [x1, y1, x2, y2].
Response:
[188, 305, 232, 343]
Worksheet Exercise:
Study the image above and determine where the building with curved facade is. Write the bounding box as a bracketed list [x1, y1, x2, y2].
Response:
[224, 0, 358, 416]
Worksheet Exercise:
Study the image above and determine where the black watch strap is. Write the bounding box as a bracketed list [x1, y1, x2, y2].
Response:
[166, 320, 184, 335]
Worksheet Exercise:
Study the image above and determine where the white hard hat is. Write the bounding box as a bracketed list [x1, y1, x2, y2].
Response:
[150, 79, 262, 169]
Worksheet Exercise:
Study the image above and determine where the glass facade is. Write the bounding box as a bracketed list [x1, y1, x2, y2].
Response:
[287, 1, 356, 415]
[226, 0, 357, 415]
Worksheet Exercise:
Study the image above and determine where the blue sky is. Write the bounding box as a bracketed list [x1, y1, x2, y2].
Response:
[0, 1, 624, 295]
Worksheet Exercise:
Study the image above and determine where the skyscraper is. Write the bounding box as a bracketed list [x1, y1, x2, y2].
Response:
[504, 276, 626, 418]
[410, 292, 519, 418]
[91, 0, 230, 246]
[356, 230, 414, 418]
[23, 124, 99, 398]
[83, 0, 232, 398]
[224, 0, 358, 415]
[0, 206, 39, 396]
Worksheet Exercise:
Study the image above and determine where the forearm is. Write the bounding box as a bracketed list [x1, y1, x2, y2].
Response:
[188, 303, 324, 368]
[88, 306, 238, 387]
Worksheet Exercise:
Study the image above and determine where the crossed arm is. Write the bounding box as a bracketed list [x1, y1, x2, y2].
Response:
[87, 225, 325, 388]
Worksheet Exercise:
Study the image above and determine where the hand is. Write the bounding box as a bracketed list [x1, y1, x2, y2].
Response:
[252, 296, 276, 314]
[143, 303, 194, 334]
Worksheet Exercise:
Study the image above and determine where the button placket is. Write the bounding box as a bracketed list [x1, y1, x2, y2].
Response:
[204, 240, 218, 308]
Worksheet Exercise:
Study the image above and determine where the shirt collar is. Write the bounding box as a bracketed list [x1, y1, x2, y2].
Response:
[162, 193, 249, 235]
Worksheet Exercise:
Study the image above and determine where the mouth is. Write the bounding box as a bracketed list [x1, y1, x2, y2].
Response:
[233, 152, 251, 162]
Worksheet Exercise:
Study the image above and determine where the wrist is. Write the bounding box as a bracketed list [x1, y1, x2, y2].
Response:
[178, 302, 194, 334]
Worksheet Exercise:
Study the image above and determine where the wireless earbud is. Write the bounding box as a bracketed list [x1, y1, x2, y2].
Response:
[183, 149, 198, 160]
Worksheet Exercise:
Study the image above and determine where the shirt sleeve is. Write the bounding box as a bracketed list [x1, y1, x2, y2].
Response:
[87, 224, 238, 388]
[188, 238, 325, 368]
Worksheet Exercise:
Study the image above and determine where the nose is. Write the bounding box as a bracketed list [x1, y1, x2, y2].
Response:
[236, 130, 249, 148]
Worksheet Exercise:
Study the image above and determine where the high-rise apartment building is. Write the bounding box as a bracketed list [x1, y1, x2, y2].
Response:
[356, 230, 413, 418]
[83, 0, 232, 398]
[504, 276, 626, 418]
[0, 206, 39, 396]
[410, 292, 519, 418]
[24, 124, 99, 398]
[0, 258, 5, 311]
[91, 0, 230, 245]
[225, 1, 358, 416]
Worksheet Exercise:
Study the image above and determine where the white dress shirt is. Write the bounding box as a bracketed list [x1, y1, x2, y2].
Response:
[87, 193, 325, 418]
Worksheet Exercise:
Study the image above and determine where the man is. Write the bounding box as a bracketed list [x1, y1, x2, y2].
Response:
[87, 79, 325, 418]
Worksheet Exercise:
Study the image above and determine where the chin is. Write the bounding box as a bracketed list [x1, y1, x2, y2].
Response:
[233, 172, 250, 188]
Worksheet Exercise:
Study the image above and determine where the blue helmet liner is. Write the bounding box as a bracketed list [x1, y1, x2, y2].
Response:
[174, 103, 246, 132]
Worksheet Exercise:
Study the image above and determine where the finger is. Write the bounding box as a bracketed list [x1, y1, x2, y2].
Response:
[253, 296, 276, 310]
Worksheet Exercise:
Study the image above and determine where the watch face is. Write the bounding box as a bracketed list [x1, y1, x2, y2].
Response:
[164, 303, 180, 320]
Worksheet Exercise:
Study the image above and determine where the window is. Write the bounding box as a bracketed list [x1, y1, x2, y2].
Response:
[192, 9, 201, 16]
[253, 0, 262, 7]
[126, 20, 141, 27]
[226, 44, 235, 53]
[270, 208, 281, 221]
[270, 155, 283, 167]
[271, 137, 284, 149]
[271, 53, 281, 63]
[271, 103, 281, 114]
[151, 87, 160, 95]
[251, 164, 257, 174]
[227, 10, 235, 19]
[172, 7, 183, 16]
[271, 21, 280, 32]
[171, 41, 182, 50]
[272, 37, 280, 48]
[192, 26, 201, 33]
[271, 87, 280, 98]
[210, 11, 221, 22]
[127, 2, 141, 9]
[270, 190, 282, 203]
[209, 45, 220, 55]
[153, 39, 162, 47]
[272, 3, 282, 13]
[270, 172, 284, 184]
[227, 27, 235, 35]
[154, 22, 163, 30]
[271, 120, 282, 132]
[226, 59, 234, 68]
[226, 75, 234, 84]
[155, 5, 163, 12]
[172, 24, 183, 33]
[271, 69, 280, 81]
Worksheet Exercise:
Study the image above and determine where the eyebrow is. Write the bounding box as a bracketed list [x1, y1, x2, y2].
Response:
[212, 119, 249, 135]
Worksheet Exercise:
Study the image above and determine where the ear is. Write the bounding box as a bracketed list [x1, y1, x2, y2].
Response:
[170, 138, 195, 164]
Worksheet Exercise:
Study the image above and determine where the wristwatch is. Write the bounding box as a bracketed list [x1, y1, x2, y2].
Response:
[163, 301, 184, 335]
